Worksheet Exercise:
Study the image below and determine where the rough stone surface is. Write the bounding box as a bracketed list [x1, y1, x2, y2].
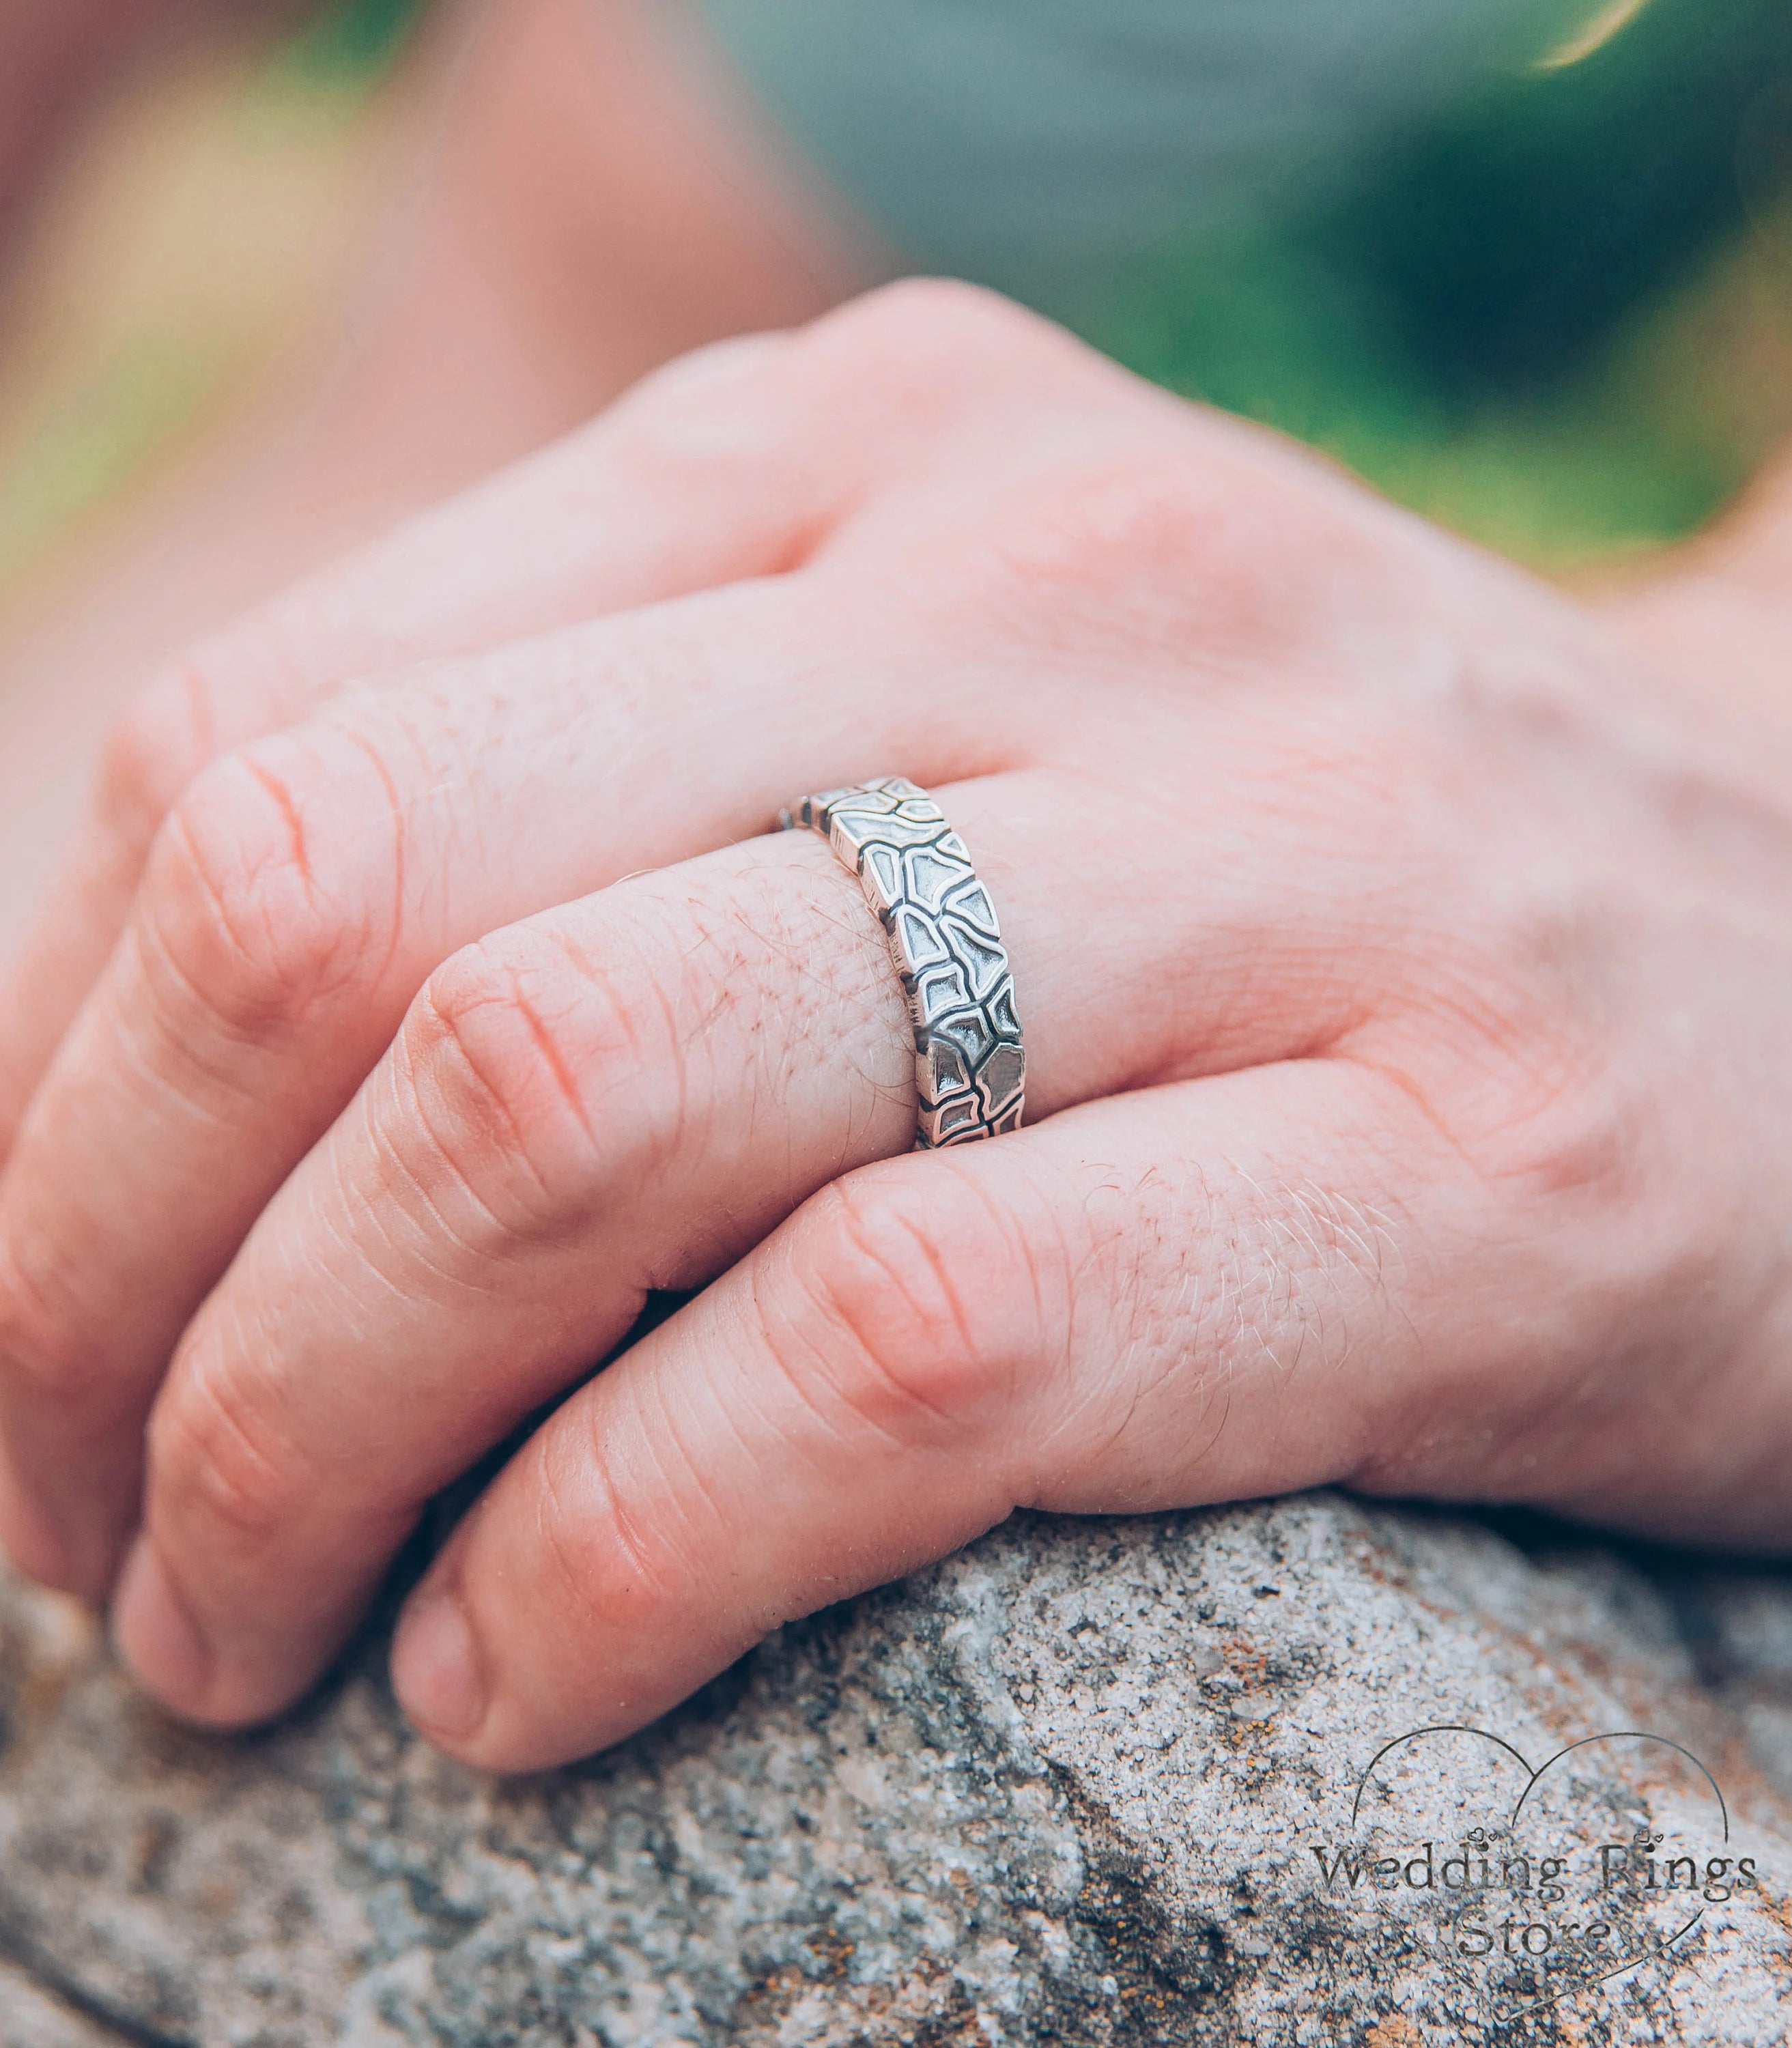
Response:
[2, 1493, 1791, 2045]
[0, 1959, 125, 2048]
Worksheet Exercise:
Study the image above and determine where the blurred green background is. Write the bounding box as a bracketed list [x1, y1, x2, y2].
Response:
[1074, 0, 1792, 563]
[5, 0, 1792, 590]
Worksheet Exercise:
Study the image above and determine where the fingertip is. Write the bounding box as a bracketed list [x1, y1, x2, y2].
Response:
[392, 1565, 646, 1773]
[392, 1578, 489, 1750]
[111, 1534, 215, 1713]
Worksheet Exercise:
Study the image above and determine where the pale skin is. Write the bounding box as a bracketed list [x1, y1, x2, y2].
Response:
[7, 1, 1792, 1776]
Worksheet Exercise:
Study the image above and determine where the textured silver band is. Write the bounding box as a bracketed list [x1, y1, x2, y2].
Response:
[779, 777, 1025, 1148]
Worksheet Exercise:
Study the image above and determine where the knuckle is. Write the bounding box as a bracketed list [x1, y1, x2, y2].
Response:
[1370, 867, 1643, 1197]
[400, 928, 618, 1240]
[601, 332, 795, 473]
[95, 661, 220, 853]
[977, 455, 1312, 634]
[801, 279, 1089, 427]
[999, 460, 1214, 586]
[1461, 1039, 1647, 1223]
[531, 1426, 691, 1642]
[144, 739, 395, 1042]
[819, 276, 1048, 368]
[939, 437, 1382, 669]
[790, 1171, 1025, 1440]
[148, 1359, 315, 1561]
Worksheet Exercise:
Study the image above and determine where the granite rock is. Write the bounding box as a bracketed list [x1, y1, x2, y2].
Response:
[1, 1492, 1791, 2045]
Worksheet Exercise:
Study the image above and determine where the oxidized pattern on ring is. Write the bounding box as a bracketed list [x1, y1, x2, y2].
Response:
[778, 777, 1025, 1148]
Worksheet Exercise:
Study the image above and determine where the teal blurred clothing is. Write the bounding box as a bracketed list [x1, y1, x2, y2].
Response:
[696, 0, 1556, 300]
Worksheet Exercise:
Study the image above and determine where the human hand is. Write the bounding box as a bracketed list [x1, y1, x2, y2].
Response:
[3, 283, 1791, 1772]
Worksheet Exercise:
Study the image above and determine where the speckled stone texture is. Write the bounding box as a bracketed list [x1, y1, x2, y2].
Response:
[2, 1494, 1791, 2045]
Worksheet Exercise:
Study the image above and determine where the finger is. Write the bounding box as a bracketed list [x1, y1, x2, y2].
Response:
[0, 569, 1015, 1596]
[0, 278, 1081, 1151]
[104, 823, 917, 1724]
[113, 752, 1380, 1726]
[0, 335, 829, 1152]
[369, 1059, 1477, 1770]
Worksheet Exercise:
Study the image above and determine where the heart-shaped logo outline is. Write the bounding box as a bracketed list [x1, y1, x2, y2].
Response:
[1346, 1722, 1732, 2023]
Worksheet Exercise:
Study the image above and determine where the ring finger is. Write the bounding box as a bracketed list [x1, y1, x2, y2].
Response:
[111, 763, 1373, 1728]
[0, 570, 995, 1596]
[0, 331, 812, 1156]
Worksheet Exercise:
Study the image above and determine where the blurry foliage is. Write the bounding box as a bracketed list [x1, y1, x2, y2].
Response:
[8, 0, 1792, 584]
[279, 0, 432, 83]
[1070, 0, 1792, 563]
[1353, 0, 1792, 390]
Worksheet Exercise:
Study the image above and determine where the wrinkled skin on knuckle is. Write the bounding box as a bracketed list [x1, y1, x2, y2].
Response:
[143, 743, 394, 1046]
[1414, 920, 1630, 1188]
[806, 302, 1455, 712]
[531, 1419, 698, 1645]
[1333, 1024, 1739, 1512]
[1342, 896, 1619, 1193]
[787, 1171, 1040, 1450]
[1229, 666, 1792, 1513]
[397, 921, 684, 1255]
[1346, 1195, 1711, 1513]
[1252, 689, 1650, 1188]
[397, 941, 595, 1255]
[1457, 1088, 1787, 1535]
[147, 1349, 319, 1569]
[447, 1417, 733, 1763]
[975, 461, 1232, 647]
[1376, 829, 1678, 1221]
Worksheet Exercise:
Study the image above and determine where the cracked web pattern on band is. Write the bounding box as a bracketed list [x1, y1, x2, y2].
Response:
[780, 778, 1025, 1148]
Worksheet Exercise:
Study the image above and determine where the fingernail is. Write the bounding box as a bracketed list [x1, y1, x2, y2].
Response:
[392, 1582, 486, 1741]
[112, 1535, 213, 1707]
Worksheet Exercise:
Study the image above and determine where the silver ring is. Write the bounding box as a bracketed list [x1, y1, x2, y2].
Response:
[778, 777, 1025, 1148]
